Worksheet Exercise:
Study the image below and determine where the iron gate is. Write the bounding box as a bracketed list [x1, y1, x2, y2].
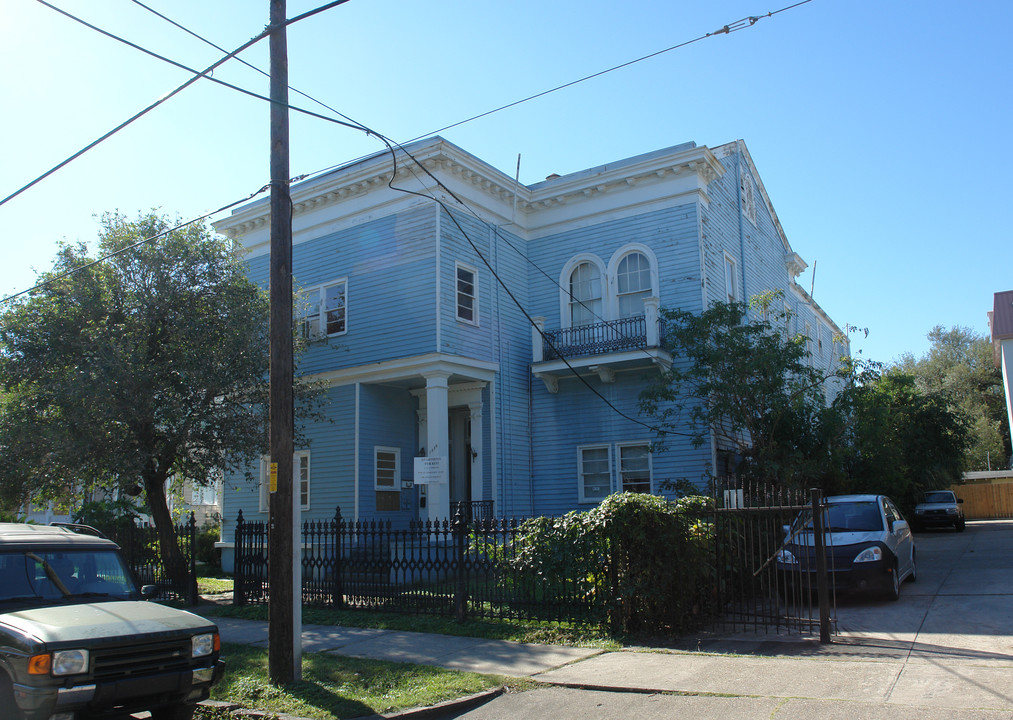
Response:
[712, 481, 835, 640]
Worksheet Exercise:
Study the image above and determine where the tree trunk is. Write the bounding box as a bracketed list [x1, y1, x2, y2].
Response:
[144, 472, 192, 598]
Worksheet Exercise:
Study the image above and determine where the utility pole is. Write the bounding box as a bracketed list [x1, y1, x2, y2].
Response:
[268, 0, 300, 684]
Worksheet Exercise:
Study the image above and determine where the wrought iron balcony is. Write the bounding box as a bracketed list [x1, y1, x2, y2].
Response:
[542, 316, 660, 360]
[530, 298, 670, 393]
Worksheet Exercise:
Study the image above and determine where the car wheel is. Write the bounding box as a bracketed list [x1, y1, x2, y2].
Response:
[907, 551, 917, 583]
[956, 519, 966, 532]
[884, 563, 901, 601]
[149, 703, 197, 720]
[0, 674, 24, 720]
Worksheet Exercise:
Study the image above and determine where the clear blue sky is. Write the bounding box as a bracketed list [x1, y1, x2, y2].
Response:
[1, 0, 1009, 365]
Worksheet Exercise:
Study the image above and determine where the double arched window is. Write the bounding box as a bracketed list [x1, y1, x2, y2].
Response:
[560, 245, 659, 328]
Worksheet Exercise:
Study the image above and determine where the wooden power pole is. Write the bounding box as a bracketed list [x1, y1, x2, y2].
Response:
[268, 0, 301, 684]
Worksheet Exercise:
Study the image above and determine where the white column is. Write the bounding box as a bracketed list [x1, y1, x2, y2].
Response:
[532, 316, 546, 362]
[425, 372, 451, 521]
[644, 296, 660, 347]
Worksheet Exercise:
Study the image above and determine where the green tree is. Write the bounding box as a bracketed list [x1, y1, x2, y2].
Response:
[0, 211, 322, 587]
[844, 371, 969, 509]
[896, 326, 1010, 471]
[639, 295, 849, 488]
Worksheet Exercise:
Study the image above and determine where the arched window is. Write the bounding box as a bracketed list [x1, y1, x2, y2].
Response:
[569, 262, 602, 327]
[616, 252, 652, 318]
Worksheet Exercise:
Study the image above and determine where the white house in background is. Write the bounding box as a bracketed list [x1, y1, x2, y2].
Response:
[989, 290, 1013, 458]
[212, 136, 850, 571]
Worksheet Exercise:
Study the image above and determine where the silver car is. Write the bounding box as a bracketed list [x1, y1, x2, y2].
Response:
[777, 494, 917, 601]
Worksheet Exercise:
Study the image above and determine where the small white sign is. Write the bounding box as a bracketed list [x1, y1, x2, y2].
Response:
[414, 456, 447, 485]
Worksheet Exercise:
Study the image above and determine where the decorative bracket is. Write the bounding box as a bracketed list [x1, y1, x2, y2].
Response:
[589, 365, 615, 384]
[535, 373, 558, 394]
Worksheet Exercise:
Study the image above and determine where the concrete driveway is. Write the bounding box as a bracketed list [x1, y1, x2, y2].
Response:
[441, 520, 1013, 719]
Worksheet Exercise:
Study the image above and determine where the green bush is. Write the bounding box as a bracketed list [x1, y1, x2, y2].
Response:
[197, 524, 222, 570]
[507, 492, 715, 636]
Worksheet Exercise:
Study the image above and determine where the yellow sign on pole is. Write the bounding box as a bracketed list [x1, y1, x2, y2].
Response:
[270, 463, 278, 493]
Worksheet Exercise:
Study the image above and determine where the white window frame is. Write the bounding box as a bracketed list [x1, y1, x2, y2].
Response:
[724, 252, 739, 303]
[455, 262, 479, 326]
[559, 254, 606, 329]
[605, 244, 659, 320]
[578, 444, 612, 504]
[259, 452, 310, 512]
[616, 442, 653, 494]
[297, 278, 347, 339]
[374, 446, 401, 491]
[614, 251, 654, 319]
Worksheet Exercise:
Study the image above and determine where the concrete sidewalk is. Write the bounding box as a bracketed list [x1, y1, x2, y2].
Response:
[213, 521, 1013, 718]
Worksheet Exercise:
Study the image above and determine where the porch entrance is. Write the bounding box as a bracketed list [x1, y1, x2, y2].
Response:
[449, 408, 472, 506]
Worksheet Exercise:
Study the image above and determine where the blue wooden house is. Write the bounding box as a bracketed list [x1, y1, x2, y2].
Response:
[213, 137, 848, 568]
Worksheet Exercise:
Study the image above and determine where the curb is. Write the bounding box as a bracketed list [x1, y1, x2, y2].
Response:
[199, 687, 505, 720]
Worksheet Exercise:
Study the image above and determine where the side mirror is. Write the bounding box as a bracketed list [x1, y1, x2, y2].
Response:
[958, 498, 964, 504]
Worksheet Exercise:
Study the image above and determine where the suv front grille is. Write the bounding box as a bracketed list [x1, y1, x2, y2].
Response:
[92, 639, 192, 681]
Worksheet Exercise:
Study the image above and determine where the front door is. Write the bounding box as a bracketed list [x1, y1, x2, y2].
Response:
[449, 408, 472, 509]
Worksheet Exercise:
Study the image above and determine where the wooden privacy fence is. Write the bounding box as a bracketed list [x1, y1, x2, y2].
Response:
[952, 483, 1013, 519]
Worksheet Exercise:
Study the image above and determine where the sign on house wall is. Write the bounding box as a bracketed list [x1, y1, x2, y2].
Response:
[414, 456, 447, 485]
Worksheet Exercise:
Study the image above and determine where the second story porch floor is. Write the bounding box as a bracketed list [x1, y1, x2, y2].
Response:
[530, 298, 671, 393]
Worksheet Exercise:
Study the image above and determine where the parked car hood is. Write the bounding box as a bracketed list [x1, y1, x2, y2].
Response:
[0, 601, 215, 645]
[789, 530, 885, 547]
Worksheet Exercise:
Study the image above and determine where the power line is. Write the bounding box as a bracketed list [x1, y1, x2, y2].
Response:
[0, 184, 270, 304]
[0, 0, 354, 210]
[8, 0, 817, 438]
[119, 3, 674, 432]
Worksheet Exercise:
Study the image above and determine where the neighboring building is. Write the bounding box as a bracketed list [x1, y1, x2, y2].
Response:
[989, 290, 1013, 456]
[213, 136, 848, 569]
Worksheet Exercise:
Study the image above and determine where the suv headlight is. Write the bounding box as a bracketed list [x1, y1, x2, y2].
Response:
[854, 546, 883, 563]
[52, 649, 89, 675]
[192, 633, 219, 658]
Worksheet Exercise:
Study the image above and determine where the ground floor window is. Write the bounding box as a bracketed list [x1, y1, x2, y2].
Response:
[578, 445, 611, 503]
[617, 443, 652, 494]
[375, 447, 401, 511]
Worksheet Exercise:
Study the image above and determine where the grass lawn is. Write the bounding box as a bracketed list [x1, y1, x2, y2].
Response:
[198, 642, 534, 720]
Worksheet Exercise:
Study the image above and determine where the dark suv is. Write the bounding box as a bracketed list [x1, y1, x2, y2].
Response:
[0, 523, 223, 720]
[912, 490, 965, 532]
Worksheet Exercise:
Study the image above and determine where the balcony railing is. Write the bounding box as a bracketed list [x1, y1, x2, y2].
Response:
[542, 316, 662, 360]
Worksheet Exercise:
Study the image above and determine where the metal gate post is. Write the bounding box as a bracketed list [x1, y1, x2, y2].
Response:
[453, 506, 467, 622]
[810, 488, 832, 643]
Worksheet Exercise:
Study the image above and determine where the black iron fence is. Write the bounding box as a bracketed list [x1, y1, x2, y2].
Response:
[711, 480, 834, 639]
[234, 507, 603, 624]
[104, 513, 198, 606]
[233, 487, 832, 638]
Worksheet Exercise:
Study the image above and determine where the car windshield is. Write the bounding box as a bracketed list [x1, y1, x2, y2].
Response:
[796, 501, 885, 533]
[0, 549, 138, 603]
[924, 491, 955, 504]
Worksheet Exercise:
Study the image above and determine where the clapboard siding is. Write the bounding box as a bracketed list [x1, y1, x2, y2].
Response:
[221, 137, 850, 526]
[356, 383, 417, 527]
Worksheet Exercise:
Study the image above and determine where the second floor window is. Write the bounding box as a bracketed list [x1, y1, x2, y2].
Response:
[569, 262, 602, 327]
[456, 263, 478, 324]
[724, 254, 738, 303]
[299, 280, 346, 338]
[616, 252, 651, 318]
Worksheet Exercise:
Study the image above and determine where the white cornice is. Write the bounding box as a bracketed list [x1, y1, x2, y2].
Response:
[213, 137, 726, 247]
